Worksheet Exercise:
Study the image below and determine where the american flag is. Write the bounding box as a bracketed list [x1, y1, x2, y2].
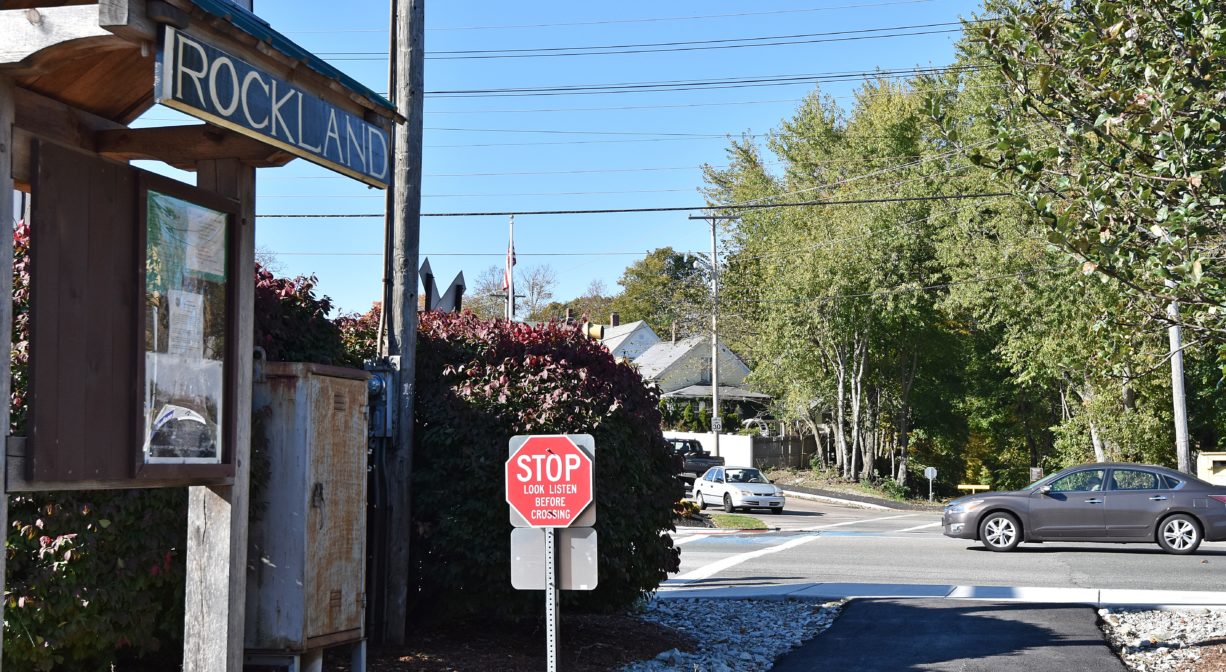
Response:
[502, 215, 516, 291]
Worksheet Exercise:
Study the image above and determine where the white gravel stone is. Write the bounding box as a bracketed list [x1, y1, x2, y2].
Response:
[1099, 607, 1226, 672]
[621, 598, 843, 672]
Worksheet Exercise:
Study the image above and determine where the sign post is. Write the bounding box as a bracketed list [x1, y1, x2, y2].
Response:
[924, 466, 937, 502]
[506, 435, 596, 672]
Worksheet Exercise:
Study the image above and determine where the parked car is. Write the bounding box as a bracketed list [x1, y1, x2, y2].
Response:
[668, 438, 724, 484]
[695, 466, 785, 514]
[943, 463, 1226, 554]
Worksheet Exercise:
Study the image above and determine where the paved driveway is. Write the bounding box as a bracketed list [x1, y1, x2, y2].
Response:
[772, 598, 1125, 672]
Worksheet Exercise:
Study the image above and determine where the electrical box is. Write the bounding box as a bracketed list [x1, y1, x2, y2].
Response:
[1198, 452, 1226, 486]
[246, 362, 369, 653]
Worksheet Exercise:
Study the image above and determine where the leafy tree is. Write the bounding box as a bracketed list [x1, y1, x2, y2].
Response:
[517, 264, 558, 319]
[970, 0, 1226, 341]
[464, 264, 507, 319]
[610, 247, 708, 337]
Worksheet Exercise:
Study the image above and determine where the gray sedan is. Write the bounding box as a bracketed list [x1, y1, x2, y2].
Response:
[942, 463, 1226, 554]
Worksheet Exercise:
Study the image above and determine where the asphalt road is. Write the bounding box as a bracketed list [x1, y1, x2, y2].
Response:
[771, 599, 1125, 672]
[670, 497, 1226, 593]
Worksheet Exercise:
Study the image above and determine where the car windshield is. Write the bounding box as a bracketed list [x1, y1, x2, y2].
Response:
[725, 468, 768, 484]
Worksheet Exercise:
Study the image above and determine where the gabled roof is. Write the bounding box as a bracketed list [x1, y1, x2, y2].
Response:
[633, 335, 705, 380]
[661, 385, 771, 401]
[600, 320, 655, 354]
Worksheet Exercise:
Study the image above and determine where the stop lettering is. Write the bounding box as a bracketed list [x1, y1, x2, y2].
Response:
[505, 435, 594, 528]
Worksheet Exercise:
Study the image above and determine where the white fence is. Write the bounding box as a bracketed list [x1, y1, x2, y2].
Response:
[664, 431, 815, 470]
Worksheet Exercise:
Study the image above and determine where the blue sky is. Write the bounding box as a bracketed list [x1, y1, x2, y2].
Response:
[140, 0, 984, 316]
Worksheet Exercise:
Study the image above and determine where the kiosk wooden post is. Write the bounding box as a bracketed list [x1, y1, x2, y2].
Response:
[183, 158, 256, 672]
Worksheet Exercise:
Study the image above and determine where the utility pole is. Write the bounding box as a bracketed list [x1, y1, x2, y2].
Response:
[383, 0, 424, 644]
[690, 213, 733, 456]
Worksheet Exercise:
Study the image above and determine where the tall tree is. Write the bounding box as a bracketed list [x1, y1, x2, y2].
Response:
[610, 247, 709, 337]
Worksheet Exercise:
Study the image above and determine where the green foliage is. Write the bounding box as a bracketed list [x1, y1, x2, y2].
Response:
[5, 491, 187, 671]
[335, 301, 382, 366]
[409, 313, 681, 619]
[253, 263, 348, 364]
[609, 247, 709, 338]
[971, 0, 1226, 340]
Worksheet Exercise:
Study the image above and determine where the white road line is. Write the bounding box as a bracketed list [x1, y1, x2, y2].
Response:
[672, 535, 821, 583]
[672, 534, 711, 546]
[896, 522, 941, 533]
[798, 513, 917, 532]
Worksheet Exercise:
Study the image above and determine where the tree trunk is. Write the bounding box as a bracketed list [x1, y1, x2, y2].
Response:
[849, 334, 867, 482]
[834, 345, 849, 477]
[1088, 417, 1107, 463]
[896, 351, 918, 486]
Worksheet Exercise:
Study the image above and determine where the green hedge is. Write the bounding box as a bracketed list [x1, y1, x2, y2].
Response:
[410, 313, 681, 619]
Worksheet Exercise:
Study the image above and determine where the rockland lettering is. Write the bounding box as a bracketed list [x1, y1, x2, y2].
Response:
[157, 27, 389, 187]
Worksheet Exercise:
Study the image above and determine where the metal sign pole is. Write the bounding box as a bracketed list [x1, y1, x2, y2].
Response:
[545, 527, 558, 672]
[928, 477, 933, 502]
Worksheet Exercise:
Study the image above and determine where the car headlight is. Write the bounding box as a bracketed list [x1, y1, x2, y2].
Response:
[945, 499, 984, 515]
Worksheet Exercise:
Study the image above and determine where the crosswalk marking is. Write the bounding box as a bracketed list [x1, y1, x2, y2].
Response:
[672, 534, 710, 546]
[798, 513, 917, 532]
[896, 522, 942, 533]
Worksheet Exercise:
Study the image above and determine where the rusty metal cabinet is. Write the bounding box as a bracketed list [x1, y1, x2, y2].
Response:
[246, 362, 369, 660]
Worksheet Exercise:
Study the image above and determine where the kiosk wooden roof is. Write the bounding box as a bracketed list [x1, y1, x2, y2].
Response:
[3, 0, 397, 181]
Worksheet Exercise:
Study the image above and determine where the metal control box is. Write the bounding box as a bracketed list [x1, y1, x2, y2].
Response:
[246, 362, 369, 653]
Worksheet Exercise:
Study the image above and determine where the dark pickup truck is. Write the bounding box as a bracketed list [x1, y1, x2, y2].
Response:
[668, 437, 725, 483]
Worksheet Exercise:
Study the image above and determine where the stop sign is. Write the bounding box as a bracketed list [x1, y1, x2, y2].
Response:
[506, 435, 594, 528]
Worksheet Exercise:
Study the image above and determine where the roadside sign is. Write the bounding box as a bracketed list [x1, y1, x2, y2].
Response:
[924, 466, 937, 480]
[711, 417, 722, 432]
[506, 435, 595, 528]
[510, 527, 598, 591]
[507, 434, 596, 672]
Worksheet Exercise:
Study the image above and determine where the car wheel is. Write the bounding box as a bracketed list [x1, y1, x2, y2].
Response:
[723, 493, 735, 513]
[1157, 514, 1202, 555]
[979, 512, 1021, 552]
[696, 490, 707, 510]
[770, 508, 783, 515]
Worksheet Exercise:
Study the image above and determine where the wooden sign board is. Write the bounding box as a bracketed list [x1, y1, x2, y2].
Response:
[155, 27, 390, 188]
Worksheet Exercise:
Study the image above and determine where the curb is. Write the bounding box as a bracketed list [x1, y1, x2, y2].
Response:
[654, 582, 1226, 610]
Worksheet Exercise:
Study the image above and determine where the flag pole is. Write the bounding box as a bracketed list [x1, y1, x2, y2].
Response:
[506, 214, 516, 321]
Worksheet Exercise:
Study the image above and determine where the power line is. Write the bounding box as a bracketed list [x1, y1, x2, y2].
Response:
[269, 251, 653, 257]
[319, 21, 972, 61]
[256, 192, 1011, 219]
[423, 65, 979, 98]
[426, 1, 941, 32]
[281, 1, 939, 33]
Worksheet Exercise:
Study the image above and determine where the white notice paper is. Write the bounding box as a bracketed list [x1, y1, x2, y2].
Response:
[167, 290, 205, 358]
[185, 208, 226, 278]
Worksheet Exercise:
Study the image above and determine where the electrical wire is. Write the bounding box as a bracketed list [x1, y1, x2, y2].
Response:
[424, 65, 979, 98]
[319, 21, 974, 61]
[256, 192, 1011, 219]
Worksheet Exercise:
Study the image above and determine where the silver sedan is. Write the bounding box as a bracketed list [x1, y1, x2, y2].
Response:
[942, 463, 1226, 554]
[694, 466, 786, 514]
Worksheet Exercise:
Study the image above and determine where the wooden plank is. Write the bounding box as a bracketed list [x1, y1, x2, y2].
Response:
[96, 126, 297, 169]
[13, 85, 123, 151]
[183, 158, 254, 672]
[0, 73, 17, 672]
[98, 0, 156, 42]
[6, 437, 234, 492]
[0, 5, 114, 68]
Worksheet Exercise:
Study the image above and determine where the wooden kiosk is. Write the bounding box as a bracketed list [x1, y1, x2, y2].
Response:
[0, 0, 397, 669]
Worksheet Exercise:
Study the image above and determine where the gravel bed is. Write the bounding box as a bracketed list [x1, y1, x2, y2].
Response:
[621, 598, 843, 672]
[1099, 607, 1226, 671]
